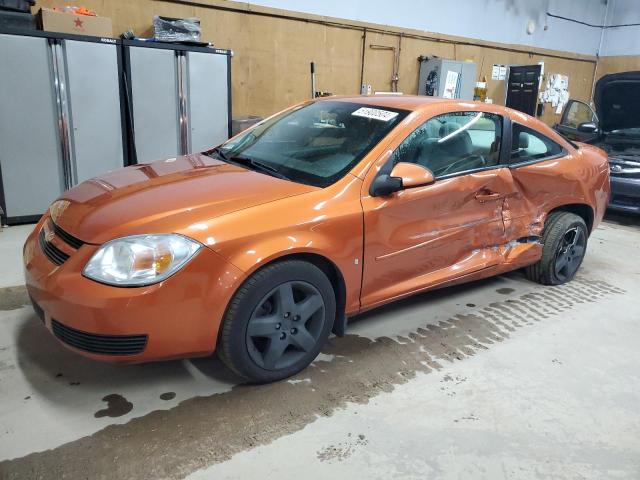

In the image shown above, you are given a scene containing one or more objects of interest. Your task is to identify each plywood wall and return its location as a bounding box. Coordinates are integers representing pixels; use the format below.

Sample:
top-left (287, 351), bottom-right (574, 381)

top-left (35, 0), bottom-right (598, 125)
top-left (597, 55), bottom-right (640, 79)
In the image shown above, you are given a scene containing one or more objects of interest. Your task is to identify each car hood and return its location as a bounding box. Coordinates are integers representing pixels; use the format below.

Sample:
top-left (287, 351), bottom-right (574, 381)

top-left (594, 71), bottom-right (640, 133)
top-left (49, 154), bottom-right (317, 244)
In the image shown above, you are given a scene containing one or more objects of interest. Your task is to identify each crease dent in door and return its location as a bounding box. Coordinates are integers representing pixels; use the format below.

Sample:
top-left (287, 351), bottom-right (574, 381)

top-left (375, 213), bottom-right (502, 261)
top-left (502, 172), bottom-right (548, 241)
top-left (361, 169), bottom-right (510, 309)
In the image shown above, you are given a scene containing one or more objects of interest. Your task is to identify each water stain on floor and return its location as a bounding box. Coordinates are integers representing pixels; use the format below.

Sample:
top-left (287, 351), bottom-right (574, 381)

top-left (0, 277), bottom-right (624, 480)
top-left (0, 286), bottom-right (29, 311)
top-left (496, 287), bottom-right (515, 295)
top-left (94, 394), bottom-right (134, 419)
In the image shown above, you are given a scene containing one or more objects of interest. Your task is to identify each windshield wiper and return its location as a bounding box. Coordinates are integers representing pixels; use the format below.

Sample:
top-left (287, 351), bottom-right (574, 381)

top-left (209, 146), bottom-right (230, 161)
top-left (228, 154), bottom-right (290, 181)
top-left (208, 147), bottom-right (290, 181)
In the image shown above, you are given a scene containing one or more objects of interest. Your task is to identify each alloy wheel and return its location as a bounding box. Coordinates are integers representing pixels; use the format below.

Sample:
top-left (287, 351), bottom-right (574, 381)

top-left (245, 281), bottom-right (326, 371)
top-left (554, 226), bottom-right (586, 282)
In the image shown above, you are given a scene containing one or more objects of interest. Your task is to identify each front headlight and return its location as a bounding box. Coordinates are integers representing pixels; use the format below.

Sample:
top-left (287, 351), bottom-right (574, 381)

top-left (83, 234), bottom-right (201, 286)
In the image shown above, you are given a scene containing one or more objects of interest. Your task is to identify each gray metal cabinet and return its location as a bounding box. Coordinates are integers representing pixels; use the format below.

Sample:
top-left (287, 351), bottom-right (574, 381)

top-left (0, 33), bottom-right (64, 221)
top-left (65, 40), bottom-right (125, 184)
top-left (0, 32), bottom-right (232, 225)
top-left (128, 46), bottom-right (180, 163)
top-left (124, 41), bottom-right (231, 164)
top-left (418, 57), bottom-right (477, 101)
top-left (188, 51), bottom-right (230, 153)
top-left (0, 31), bottom-right (126, 224)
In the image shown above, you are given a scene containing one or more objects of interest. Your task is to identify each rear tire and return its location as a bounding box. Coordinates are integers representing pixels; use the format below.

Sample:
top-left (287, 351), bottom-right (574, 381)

top-left (525, 211), bottom-right (588, 285)
top-left (218, 260), bottom-right (335, 383)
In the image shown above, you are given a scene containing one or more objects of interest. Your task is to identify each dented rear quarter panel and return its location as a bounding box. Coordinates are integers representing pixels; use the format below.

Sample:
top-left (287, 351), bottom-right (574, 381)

top-left (504, 130), bottom-right (610, 240)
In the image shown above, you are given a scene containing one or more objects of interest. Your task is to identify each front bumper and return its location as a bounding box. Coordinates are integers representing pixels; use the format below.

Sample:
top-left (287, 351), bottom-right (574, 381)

top-left (609, 176), bottom-right (640, 214)
top-left (24, 217), bottom-right (243, 363)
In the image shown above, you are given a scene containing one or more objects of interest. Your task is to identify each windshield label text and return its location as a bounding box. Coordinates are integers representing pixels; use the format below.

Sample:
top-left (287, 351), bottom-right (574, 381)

top-left (351, 107), bottom-right (399, 122)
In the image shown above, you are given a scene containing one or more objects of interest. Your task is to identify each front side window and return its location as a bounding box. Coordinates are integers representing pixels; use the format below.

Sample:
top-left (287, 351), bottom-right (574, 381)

top-left (510, 124), bottom-right (563, 163)
top-left (391, 111), bottom-right (503, 178)
top-left (215, 101), bottom-right (408, 187)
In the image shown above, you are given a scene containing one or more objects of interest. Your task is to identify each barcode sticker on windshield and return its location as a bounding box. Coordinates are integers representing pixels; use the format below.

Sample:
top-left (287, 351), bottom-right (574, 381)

top-left (351, 107), bottom-right (398, 122)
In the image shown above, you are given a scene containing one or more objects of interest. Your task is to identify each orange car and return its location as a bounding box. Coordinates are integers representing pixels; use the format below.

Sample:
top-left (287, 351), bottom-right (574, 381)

top-left (24, 96), bottom-right (610, 382)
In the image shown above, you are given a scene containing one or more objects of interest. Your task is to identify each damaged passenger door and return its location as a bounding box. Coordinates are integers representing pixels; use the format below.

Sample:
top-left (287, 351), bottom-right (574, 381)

top-left (503, 121), bottom-right (568, 241)
top-left (360, 110), bottom-right (514, 309)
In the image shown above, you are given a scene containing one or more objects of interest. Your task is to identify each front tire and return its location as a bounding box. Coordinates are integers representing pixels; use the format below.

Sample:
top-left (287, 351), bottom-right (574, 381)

top-left (525, 211), bottom-right (588, 285)
top-left (218, 260), bottom-right (336, 383)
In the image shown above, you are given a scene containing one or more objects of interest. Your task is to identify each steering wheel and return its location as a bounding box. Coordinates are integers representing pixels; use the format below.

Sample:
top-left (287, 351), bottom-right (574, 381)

top-left (435, 154), bottom-right (486, 176)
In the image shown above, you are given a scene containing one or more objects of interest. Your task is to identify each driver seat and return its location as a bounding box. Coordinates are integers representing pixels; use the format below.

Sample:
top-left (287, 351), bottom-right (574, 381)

top-left (418, 122), bottom-right (474, 174)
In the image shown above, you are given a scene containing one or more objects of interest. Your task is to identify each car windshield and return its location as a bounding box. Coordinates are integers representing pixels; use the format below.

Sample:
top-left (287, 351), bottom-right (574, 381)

top-left (213, 101), bottom-right (408, 187)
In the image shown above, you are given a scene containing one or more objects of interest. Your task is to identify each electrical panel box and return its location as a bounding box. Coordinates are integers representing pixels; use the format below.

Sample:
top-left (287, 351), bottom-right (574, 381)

top-left (418, 57), bottom-right (477, 101)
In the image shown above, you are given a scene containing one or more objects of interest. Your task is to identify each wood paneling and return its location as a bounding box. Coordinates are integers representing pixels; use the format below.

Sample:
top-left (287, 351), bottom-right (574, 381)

top-left (34, 0), bottom-right (599, 124)
top-left (597, 55), bottom-right (640, 80)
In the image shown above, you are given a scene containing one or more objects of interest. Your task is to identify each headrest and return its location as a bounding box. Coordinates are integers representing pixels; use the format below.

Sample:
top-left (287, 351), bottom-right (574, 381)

top-left (518, 132), bottom-right (529, 149)
top-left (439, 122), bottom-right (460, 138)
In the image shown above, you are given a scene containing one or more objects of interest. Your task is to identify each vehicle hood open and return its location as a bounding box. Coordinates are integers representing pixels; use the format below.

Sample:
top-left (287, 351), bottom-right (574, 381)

top-left (49, 154), bottom-right (317, 244)
top-left (594, 71), bottom-right (640, 133)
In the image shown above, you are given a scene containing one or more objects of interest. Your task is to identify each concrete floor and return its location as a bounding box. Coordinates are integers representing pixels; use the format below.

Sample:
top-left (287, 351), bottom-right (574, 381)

top-left (0, 215), bottom-right (639, 479)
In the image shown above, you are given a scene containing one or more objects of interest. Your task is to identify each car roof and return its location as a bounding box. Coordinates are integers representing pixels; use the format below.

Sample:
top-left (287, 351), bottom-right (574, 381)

top-left (315, 94), bottom-right (574, 151)
top-left (321, 94), bottom-right (463, 111)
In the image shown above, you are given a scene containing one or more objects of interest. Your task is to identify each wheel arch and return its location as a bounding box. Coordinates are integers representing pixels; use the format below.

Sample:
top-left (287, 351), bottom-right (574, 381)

top-left (225, 251), bottom-right (348, 338)
top-left (547, 203), bottom-right (594, 233)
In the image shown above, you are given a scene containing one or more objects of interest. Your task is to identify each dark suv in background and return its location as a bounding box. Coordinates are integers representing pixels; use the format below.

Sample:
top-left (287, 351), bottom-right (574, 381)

top-left (555, 71), bottom-right (640, 214)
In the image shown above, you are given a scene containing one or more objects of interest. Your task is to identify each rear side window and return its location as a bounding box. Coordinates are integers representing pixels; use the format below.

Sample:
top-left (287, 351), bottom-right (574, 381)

top-left (510, 124), bottom-right (563, 163)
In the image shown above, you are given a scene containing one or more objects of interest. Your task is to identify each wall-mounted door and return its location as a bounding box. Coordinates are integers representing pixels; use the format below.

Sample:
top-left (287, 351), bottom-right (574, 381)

top-left (505, 65), bottom-right (542, 116)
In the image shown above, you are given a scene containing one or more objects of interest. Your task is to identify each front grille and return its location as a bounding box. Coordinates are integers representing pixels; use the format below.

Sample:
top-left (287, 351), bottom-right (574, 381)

top-left (38, 219), bottom-right (85, 266)
top-left (38, 228), bottom-right (70, 265)
top-left (51, 320), bottom-right (148, 355)
top-left (52, 222), bottom-right (85, 249)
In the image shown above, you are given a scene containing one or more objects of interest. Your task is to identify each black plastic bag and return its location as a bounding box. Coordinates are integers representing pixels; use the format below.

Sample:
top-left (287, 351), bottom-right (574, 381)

top-left (153, 15), bottom-right (201, 42)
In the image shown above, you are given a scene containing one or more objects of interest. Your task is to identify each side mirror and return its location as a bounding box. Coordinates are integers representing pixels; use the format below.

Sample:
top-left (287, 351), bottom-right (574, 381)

top-left (577, 122), bottom-right (598, 133)
top-left (391, 162), bottom-right (435, 188)
top-left (371, 162), bottom-right (434, 197)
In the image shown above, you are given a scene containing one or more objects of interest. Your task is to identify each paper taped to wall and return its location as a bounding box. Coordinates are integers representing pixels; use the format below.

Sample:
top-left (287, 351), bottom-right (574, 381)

top-left (539, 73), bottom-right (570, 115)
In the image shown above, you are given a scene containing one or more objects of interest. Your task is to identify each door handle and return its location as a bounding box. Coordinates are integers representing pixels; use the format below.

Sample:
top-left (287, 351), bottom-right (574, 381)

top-left (475, 191), bottom-right (504, 203)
